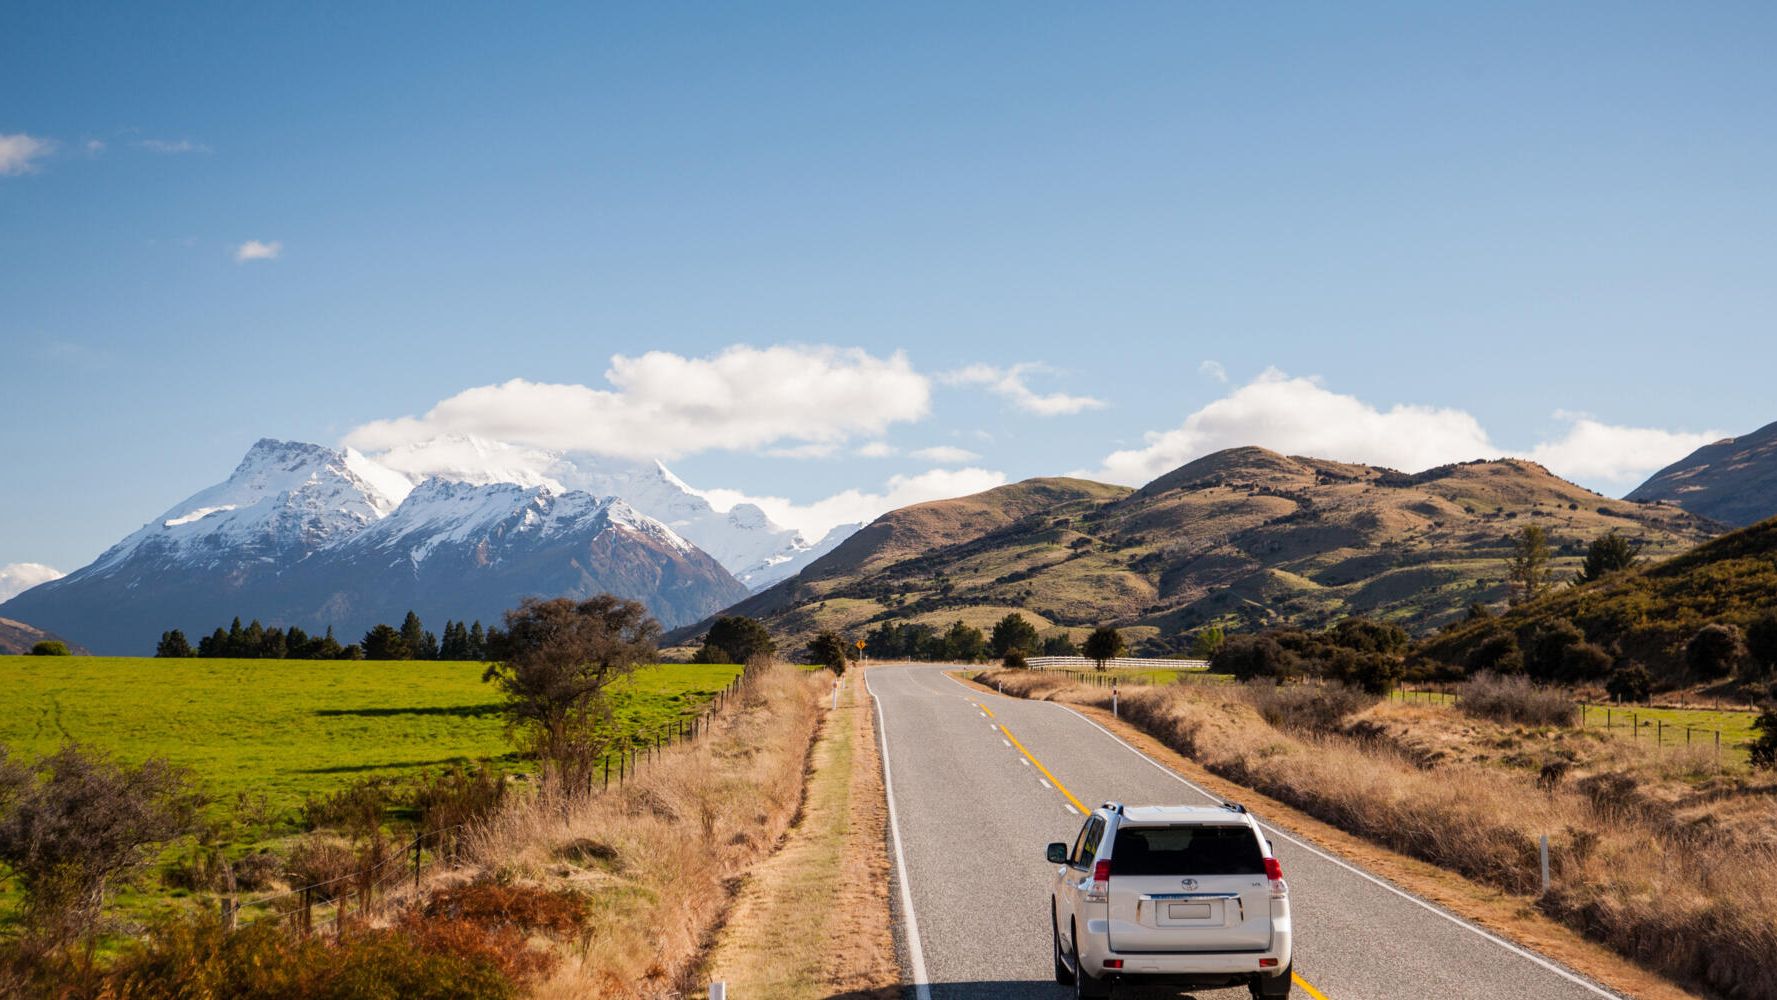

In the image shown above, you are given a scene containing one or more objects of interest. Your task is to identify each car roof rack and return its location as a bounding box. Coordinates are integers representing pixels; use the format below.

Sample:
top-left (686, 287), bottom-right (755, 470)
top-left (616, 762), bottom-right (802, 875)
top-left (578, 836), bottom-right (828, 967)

top-left (1219, 800), bottom-right (1247, 814)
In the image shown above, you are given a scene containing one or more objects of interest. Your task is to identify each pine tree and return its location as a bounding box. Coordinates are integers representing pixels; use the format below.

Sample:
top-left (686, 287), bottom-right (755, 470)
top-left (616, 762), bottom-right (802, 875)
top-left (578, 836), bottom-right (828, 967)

top-left (286, 625), bottom-right (311, 658)
top-left (399, 611), bottom-right (426, 658)
top-left (1507, 525), bottom-right (1553, 604)
top-left (317, 626), bottom-right (344, 660)
top-left (363, 623), bottom-right (411, 661)
top-left (226, 617), bottom-right (245, 656)
top-left (468, 621), bottom-right (486, 660)
top-left (156, 630), bottom-right (194, 658)
top-left (420, 630), bottom-right (439, 660)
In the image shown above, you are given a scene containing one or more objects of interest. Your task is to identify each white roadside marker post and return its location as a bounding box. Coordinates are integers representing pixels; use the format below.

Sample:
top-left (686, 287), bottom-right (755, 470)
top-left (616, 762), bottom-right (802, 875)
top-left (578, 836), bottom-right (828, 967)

top-left (1113, 684), bottom-right (1118, 719)
top-left (1539, 835), bottom-right (1550, 894)
top-left (710, 982), bottom-right (726, 1000)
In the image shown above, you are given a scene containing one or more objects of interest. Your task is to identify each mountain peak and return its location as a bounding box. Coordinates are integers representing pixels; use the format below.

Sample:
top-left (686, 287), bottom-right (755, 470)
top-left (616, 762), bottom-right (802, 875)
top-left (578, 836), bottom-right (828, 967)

top-left (1137, 446), bottom-right (1311, 496)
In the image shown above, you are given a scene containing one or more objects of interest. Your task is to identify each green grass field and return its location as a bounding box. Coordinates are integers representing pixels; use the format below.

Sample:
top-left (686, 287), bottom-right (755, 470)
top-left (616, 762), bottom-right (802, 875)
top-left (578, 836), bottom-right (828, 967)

top-left (0, 656), bottom-right (743, 819)
top-left (0, 656), bottom-right (744, 940)
top-left (1577, 702), bottom-right (1760, 759)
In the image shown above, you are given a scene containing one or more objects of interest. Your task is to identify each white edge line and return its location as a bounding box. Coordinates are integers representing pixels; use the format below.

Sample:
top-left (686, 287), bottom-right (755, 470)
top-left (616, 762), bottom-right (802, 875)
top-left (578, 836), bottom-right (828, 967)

top-left (867, 672), bottom-right (933, 1000)
top-left (1034, 688), bottom-right (1624, 1000)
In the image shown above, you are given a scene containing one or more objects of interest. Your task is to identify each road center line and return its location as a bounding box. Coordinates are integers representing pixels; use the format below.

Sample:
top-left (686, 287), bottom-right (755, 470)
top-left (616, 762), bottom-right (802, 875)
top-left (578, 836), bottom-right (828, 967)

top-left (866, 672), bottom-right (932, 1000)
top-left (998, 723), bottom-right (1088, 814)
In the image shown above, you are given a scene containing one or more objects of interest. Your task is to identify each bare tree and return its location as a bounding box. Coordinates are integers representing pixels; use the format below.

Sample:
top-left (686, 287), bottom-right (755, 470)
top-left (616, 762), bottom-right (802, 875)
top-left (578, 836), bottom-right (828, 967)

top-left (482, 596), bottom-right (660, 790)
top-left (1507, 525), bottom-right (1552, 604)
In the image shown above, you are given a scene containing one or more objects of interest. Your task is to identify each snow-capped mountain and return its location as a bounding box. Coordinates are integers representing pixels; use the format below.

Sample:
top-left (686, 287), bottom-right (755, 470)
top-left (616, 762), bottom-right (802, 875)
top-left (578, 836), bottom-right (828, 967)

top-left (371, 434), bottom-right (860, 589)
top-left (0, 439), bottom-right (747, 653)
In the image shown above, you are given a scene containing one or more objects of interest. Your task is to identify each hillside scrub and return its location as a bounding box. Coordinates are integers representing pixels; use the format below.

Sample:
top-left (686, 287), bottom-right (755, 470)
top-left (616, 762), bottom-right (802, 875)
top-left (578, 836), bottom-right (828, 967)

top-left (1418, 515), bottom-right (1777, 685)
top-left (978, 668), bottom-right (1777, 1000)
top-left (462, 660), bottom-right (824, 998)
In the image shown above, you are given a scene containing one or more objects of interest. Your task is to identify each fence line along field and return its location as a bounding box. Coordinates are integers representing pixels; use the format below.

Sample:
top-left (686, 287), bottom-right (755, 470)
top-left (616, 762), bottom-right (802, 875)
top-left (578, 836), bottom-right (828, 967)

top-left (0, 656), bottom-right (744, 817)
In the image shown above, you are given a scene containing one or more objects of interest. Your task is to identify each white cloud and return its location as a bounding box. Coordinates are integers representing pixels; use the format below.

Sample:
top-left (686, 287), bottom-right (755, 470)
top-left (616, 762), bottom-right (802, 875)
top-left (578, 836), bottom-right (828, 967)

top-left (1086, 368), bottom-right (1715, 493)
top-left (0, 133), bottom-right (54, 176)
top-left (345, 345), bottom-right (933, 462)
top-left (137, 138), bottom-right (210, 154)
top-left (944, 363), bottom-right (1106, 416)
top-left (764, 442), bottom-right (842, 460)
top-left (0, 563), bottom-right (64, 602)
top-left (1199, 360), bottom-right (1229, 383)
top-left (1526, 413), bottom-right (1720, 484)
top-left (855, 441), bottom-right (897, 458)
top-left (696, 467), bottom-right (1008, 541)
top-left (234, 239), bottom-right (282, 262)
top-left (84, 139), bottom-right (106, 154)
top-left (909, 445), bottom-right (981, 464)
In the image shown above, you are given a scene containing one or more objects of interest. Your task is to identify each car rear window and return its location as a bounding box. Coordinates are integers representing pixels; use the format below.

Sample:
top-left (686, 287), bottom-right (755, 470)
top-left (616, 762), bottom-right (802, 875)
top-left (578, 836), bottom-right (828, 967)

top-left (1109, 825), bottom-right (1265, 876)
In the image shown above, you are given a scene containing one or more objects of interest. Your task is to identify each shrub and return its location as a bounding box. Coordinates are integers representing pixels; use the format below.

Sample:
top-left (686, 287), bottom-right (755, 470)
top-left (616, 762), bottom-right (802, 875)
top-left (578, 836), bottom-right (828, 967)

top-left (422, 883), bottom-right (588, 936)
top-left (0, 745), bottom-right (200, 949)
top-left (1558, 641), bottom-right (1614, 682)
top-left (1458, 672), bottom-right (1576, 727)
top-left (1002, 649), bottom-right (1028, 669)
top-left (1466, 630), bottom-right (1523, 675)
top-left (1240, 682), bottom-right (1375, 733)
top-left (1605, 662), bottom-right (1653, 703)
top-left (1685, 623), bottom-right (1746, 679)
top-left (1751, 703), bottom-right (1777, 771)
top-left (1744, 610), bottom-right (1777, 680)
top-left (1526, 621), bottom-right (1584, 680)
top-left (1212, 635), bottom-right (1299, 682)
top-left (284, 836), bottom-right (360, 902)
top-left (101, 912), bottom-right (536, 1000)
top-left (302, 777), bottom-right (394, 837)
top-left (28, 641), bottom-right (68, 656)
top-left (408, 766), bottom-right (507, 855)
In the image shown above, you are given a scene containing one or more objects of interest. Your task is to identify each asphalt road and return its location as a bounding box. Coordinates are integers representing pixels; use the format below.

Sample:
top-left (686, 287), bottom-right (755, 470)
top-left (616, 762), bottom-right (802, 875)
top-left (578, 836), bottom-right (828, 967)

top-left (865, 663), bottom-right (1623, 1000)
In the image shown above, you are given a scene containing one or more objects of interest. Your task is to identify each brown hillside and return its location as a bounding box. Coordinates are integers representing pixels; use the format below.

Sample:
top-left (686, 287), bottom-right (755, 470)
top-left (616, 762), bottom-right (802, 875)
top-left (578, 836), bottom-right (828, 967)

top-left (1626, 419), bottom-right (1777, 527)
top-left (680, 449), bottom-right (1717, 653)
top-left (0, 617), bottom-right (89, 655)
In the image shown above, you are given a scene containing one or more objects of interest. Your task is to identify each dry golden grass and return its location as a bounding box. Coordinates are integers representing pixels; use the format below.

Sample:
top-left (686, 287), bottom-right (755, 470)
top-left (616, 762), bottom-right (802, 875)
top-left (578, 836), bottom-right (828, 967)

top-left (459, 661), bottom-right (825, 999)
top-left (982, 669), bottom-right (1777, 1000)
top-left (703, 669), bottom-right (899, 999)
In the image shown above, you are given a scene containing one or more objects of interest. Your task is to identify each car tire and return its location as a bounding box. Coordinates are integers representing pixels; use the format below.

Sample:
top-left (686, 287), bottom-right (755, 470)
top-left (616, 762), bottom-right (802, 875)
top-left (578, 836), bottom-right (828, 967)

top-left (1052, 905), bottom-right (1075, 985)
top-left (1250, 963), bottom-right (1293, 999)
top-left (1072, 929), bottom-right (1110, 999)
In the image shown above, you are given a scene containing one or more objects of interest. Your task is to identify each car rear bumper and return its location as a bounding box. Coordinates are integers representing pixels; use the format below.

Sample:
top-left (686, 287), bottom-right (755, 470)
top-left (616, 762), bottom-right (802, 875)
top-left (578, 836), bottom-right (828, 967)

top-left (1079, 917), bottom-right (1292, 979)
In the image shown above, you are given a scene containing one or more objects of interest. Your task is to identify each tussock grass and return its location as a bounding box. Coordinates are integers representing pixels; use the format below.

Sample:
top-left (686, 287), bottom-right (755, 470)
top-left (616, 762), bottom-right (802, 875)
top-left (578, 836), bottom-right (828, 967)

top-left (1459, 672), bottom-right (1578, 728)
top-left (461, 661), bottom-right (824, 999)
top-left (981, 668), bottom-right (1777, 1000)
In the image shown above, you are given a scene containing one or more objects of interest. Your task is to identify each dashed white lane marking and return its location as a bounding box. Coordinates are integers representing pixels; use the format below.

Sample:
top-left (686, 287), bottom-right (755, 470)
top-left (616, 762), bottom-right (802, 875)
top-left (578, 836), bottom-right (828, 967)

top-left (1064, 803), bottom-right (1080, 815)
top-left (1002, 739), bottom-right (1012, 747)
top-left (1020, 758), bottom-right (1032, 767)
top-left (1039, 778), bottom-right (1053, 789)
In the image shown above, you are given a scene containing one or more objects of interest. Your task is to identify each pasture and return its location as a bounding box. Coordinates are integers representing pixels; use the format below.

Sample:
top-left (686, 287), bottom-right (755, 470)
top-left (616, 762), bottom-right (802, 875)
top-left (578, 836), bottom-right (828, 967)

top-left (0, 656), bottom-right (743, 819)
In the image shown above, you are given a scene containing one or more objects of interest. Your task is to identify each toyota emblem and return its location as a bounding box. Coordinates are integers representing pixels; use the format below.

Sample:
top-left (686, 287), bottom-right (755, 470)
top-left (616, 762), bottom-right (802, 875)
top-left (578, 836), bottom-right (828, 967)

top-left (1180, 878), bottom-right (1198, 890)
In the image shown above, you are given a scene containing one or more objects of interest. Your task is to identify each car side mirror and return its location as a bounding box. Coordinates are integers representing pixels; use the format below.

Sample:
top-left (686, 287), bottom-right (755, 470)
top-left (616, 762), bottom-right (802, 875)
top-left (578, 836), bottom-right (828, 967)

top-left (1046, 842), bottom-right (1068, 865)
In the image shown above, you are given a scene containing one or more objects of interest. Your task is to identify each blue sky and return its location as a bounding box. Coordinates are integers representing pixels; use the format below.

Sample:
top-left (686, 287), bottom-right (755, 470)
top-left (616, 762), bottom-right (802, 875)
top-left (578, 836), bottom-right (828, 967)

top-left (3, 2), bottom-right (1775, 575)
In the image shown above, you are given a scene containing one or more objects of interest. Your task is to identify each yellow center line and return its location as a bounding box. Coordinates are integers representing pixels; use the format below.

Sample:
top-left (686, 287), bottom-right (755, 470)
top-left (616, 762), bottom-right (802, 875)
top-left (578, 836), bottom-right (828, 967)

top-left (997, 723), bottom-right (1087, 814)
top-left (997, 716), bottom-right (1334, 1000)
top-left (1293, 972), bottom-right (1331, 999)
top-left (974, 700), bottom-right (996, 718)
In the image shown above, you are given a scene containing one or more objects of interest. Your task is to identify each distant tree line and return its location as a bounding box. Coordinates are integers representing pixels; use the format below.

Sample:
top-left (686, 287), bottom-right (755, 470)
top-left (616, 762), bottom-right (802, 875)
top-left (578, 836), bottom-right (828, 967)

top-left (155, 611), bottom-right (500, 661)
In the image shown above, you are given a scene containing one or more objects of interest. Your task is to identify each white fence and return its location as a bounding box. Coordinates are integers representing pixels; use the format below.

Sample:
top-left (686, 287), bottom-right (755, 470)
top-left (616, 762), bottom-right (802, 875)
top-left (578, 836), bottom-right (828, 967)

top-left (1026, 656), bottom-right (1210, 671)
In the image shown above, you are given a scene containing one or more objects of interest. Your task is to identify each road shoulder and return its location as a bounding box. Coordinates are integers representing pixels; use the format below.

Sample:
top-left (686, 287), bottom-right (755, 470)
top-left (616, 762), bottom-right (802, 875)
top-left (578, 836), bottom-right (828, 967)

top-left (954, 671), bottom-right (1700, 1000)
top-left (702, 670), bottom-right (900, 999)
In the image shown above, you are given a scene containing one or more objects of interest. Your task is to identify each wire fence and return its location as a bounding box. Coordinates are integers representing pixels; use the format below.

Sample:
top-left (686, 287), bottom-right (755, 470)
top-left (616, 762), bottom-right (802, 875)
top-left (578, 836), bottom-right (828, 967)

top-left (219, 668), bottom-right (760, 938)
top-left (1388, 683), bottom-right (1754, 758)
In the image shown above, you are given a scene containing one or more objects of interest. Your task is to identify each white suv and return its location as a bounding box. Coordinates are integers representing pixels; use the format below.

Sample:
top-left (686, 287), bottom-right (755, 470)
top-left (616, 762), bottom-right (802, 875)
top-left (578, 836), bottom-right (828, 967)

top-left (1047, 801), bottom-right (1293, 999)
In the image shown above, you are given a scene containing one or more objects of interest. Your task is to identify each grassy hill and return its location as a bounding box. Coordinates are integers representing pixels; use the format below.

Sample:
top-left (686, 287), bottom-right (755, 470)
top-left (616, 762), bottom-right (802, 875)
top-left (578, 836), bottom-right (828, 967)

top-left (1416, 515), bottom-right (1777, 681)
top-left (682, 448), bottom-right (1717, 652)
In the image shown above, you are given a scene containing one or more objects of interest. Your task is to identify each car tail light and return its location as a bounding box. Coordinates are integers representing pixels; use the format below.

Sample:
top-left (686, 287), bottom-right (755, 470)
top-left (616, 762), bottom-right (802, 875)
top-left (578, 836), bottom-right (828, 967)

top-left (1264, 856), bottom-right (1287, 899)
top-left (1103, 959), bottom-right (1124, 969)
top-left (1259, 958), bottom-right (1279, 968)
top-left (1087, 859), bottom-right (1111, 901)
